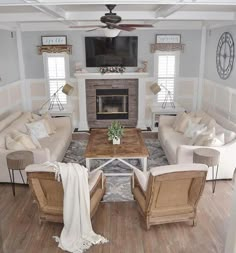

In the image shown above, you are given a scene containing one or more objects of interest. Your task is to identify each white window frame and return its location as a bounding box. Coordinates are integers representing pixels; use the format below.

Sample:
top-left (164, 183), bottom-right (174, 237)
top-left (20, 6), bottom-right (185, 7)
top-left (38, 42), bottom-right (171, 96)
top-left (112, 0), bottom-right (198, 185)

top-left (43, 52), bottom-right (70, 109)
top-left (153, 51), bottom-right (180, 105)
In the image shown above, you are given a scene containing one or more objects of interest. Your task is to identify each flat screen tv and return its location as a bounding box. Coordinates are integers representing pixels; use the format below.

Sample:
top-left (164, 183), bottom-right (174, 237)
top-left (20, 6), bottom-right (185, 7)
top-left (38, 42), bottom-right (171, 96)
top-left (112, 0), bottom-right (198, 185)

top-left (85, 36), bottom-right (138, 67)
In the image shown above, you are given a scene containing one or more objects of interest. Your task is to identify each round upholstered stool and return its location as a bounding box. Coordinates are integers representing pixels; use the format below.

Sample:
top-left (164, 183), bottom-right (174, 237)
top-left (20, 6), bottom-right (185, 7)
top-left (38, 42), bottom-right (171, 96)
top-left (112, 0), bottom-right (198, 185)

top-left (7, 150), bottom-right (34, 196)
top-left (193, 148), bottom-right (220, 193)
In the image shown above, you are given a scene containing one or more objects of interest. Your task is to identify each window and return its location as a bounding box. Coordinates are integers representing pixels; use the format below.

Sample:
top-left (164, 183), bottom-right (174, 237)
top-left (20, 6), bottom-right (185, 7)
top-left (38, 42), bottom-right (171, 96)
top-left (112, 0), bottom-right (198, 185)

top-left (44, 53), bottom-right (69, 105)
top-left (155, 52), bottom-right (179, 103)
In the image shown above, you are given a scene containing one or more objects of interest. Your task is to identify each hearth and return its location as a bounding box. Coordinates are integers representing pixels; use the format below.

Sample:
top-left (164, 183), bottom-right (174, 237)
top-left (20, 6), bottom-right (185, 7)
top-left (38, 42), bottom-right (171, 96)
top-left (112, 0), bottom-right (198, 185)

top-left (96, 89), bottom-right (128, 120)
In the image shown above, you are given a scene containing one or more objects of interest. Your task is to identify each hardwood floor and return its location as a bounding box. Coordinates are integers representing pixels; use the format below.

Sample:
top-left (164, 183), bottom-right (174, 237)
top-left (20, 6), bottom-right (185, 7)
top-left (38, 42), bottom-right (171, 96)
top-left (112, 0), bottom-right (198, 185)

top-left (0, 180), bottom-right (233, 253)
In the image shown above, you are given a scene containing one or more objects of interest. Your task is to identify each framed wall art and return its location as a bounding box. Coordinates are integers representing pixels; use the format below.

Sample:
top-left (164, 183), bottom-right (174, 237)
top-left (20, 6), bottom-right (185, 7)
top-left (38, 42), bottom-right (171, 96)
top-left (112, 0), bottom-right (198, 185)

top-left (41, 35), bottom-right (67, 46)
top-left (156, 34), bottom-right (181, 44)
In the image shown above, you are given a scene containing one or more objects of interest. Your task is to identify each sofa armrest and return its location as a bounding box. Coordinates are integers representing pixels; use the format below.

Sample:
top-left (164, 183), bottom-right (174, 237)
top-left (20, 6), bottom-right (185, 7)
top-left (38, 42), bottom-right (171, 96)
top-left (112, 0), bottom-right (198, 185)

top-left (159, 115), bottom-right (176, 127)
top-left (176, 142), bottom-right (236, 178)
top-left (53, 116), bottom-right (72, 133)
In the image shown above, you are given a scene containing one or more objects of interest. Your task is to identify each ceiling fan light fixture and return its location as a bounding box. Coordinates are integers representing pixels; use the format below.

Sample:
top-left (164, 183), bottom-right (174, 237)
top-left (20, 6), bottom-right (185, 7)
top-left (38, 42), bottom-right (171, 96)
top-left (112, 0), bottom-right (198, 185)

top-left (103, 28), bottom-right (120, 37)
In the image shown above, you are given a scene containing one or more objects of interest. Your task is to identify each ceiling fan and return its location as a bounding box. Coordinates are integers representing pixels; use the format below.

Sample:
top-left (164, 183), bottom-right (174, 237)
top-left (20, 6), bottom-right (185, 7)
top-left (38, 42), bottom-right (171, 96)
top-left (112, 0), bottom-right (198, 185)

top-left (70, 4), bottom-right (153, 32)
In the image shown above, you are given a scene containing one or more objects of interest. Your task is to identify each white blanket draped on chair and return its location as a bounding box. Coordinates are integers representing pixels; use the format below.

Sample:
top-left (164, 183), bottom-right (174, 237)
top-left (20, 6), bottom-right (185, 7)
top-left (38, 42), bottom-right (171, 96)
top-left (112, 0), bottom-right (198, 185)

top-left (48, 162), bottom-right (108, 253)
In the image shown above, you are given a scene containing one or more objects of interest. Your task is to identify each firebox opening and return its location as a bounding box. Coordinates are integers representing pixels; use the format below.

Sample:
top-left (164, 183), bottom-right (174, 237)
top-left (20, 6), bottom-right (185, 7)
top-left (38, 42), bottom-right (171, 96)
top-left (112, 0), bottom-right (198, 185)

top-left (96, 89), bottom-right (129, 120)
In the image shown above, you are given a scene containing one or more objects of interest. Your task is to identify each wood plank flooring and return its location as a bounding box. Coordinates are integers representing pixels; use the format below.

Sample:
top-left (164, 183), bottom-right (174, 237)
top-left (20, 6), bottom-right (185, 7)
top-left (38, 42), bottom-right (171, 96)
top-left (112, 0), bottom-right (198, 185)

top-left (0, 180), bottom-right (234, 253)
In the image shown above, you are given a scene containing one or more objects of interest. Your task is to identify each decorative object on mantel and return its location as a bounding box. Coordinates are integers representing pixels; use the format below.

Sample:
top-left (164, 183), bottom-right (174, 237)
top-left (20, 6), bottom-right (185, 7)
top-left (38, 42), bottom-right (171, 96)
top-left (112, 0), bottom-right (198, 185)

top-left (99, 66), bottom-right (126, 74)
top-left (107, 121), bottom-right (124, 145)
top-left (150, 82), bottom-right (175, 109)
top-left (38, 35), bottom-right (72, 55)
top-left (136, 60), bottom-right (148, 72)
top-left (39, 83), bottom-right (74, 112)
top-left (75, 62), bottom-right (88, 73)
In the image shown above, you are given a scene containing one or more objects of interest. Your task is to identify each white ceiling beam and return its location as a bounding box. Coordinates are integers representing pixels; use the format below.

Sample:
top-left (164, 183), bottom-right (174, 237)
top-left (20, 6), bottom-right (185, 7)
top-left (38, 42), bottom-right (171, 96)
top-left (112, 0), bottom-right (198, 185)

top-left (67, 11), bottom-right (156, 21)
top-left (0, 10), bottom-right (235, 23)
top-left (23, 0), bottom-right (76, 25)
top-left (0, 13), bottom-right (55, 22)
top-left (166, 11), bottom-right (236, 20)
top-left (155, 4), bottom-right (185, 18)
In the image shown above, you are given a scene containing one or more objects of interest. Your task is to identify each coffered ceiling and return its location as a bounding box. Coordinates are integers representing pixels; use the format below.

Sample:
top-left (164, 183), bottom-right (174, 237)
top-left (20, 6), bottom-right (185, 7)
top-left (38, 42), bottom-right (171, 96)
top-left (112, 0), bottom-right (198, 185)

top-left (1, 0), bottom-right (236, 31)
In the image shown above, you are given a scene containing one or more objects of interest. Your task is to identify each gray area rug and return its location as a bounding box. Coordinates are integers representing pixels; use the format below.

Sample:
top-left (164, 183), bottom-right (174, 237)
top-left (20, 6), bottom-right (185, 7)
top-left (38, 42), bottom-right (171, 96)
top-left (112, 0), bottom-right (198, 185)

top-left (63, 138), bottom-right (168, 202)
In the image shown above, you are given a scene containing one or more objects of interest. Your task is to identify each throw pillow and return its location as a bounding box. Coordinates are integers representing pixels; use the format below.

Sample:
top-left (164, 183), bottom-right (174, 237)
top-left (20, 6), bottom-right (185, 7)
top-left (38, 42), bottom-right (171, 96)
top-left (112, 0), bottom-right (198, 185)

top-left (5, 135), bottom-right (26, 150)
top-left (26, 119), bottom-right (49, 139)
top-left (43, 112), bottom-right (56, 134)
top-left (223, 129), bottom-right (236, 144)
top-left (184, 120), bottom-right (206, 138)
top-left (173, 112), bottom-right (184, 129)
top-left (30, 112), bottom-right (56, 135)
top-left (206, 133), bottom-right (225, 147)
top-left (10, 130), bottom-right (41, 149)
top-left (174, 112), bottom-right (189, 133)
top-left (193, 127), bottom-right (215, 146)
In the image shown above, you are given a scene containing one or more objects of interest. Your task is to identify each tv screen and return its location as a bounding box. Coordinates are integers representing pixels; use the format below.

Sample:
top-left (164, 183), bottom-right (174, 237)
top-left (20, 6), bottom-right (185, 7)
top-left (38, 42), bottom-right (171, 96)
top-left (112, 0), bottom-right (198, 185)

top-left (85, 36), bottom-right (138, 67)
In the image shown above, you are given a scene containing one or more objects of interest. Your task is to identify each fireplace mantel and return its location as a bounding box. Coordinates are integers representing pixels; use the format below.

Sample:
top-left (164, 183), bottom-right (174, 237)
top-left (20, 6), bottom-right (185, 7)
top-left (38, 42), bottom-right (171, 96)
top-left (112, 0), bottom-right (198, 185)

top-left (75, 72), bottom-right (150, 131)
top-left (74, 72), bottom-right (150, 79)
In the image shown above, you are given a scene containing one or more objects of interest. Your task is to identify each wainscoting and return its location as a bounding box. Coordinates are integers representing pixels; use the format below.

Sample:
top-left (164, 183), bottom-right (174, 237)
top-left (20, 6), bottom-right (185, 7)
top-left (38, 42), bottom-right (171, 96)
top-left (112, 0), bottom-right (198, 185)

top-left (0, 80), bottom-right (24, 119)
top-left (202, 79), bottom-right (236, 123)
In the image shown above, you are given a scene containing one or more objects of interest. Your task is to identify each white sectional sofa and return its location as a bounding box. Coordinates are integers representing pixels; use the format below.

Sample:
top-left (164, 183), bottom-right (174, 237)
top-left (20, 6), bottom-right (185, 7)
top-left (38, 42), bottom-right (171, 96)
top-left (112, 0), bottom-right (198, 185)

top-left (158, 109), bottom-right (236, 180)
top-left (0, 111), bottom-right (72, 183)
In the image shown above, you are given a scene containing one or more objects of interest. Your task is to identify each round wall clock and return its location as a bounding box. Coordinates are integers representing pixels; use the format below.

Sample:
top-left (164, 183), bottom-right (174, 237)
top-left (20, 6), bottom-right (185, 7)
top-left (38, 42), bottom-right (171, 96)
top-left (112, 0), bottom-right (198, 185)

top-left (216, 32), bottom-right (235, 80)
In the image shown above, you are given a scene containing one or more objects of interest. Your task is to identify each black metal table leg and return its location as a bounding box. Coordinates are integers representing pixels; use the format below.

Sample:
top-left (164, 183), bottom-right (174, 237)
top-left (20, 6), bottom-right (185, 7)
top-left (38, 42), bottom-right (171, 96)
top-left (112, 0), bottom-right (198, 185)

top-left (11, 169), bottom-right (15, 197)
top-left (212, 165), bottom-right (219, 193)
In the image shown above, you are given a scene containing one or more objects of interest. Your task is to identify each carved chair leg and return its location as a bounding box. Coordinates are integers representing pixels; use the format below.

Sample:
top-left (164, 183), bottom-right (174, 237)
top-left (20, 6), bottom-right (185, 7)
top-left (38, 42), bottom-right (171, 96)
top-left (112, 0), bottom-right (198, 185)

top-left (192, 218), bottom-right (197, 227)
top-left (145, 218), bottom-right (151, 230)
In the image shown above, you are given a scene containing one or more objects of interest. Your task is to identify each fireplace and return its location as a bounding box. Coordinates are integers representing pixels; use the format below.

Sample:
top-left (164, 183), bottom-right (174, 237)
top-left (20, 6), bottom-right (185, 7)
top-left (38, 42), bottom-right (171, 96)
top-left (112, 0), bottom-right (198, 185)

top-left (96, 89), bottom-right (128, 120)
top-left (86, 79), bottom-right (138, 128)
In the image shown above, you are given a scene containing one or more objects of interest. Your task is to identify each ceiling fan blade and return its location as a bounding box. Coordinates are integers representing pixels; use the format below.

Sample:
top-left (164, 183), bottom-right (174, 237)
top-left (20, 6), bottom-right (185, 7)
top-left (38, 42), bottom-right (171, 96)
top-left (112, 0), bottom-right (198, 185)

top-left (70, 25), bottom-right (105, 28)
top-left (105, 22), bottom-right (135, 31)
top-left (86, 27), bottom-right (105, 32)
top-left (119, 24), bottom-right (153, 28)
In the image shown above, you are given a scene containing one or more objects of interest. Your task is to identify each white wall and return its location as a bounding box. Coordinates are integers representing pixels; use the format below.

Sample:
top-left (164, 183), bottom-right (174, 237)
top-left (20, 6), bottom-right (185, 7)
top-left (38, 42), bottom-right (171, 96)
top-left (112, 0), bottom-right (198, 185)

top-left (0, 30), bottom-right (24, 119)
top-left (21, 30), bottom-right (201, 127)
top-left (0, 30), bottom-right (20, 86)
top-left (202, 25), bottom-right (236, 123)
top-left (22, 30), bottom-right (201, 78)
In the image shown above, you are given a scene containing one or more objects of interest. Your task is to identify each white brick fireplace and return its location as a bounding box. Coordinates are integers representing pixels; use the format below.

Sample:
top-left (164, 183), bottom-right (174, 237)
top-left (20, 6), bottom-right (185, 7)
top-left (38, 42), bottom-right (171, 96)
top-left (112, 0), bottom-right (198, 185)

top-left (75, 72), bottom-right (150, 131)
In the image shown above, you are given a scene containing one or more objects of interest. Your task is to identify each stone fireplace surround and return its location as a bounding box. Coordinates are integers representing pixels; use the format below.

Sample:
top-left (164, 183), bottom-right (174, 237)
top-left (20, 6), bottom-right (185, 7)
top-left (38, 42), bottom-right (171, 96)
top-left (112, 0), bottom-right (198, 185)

top-left (75, 72), bottom-right (149, 131)
top-left (86, 79), bottom-right (138, 128)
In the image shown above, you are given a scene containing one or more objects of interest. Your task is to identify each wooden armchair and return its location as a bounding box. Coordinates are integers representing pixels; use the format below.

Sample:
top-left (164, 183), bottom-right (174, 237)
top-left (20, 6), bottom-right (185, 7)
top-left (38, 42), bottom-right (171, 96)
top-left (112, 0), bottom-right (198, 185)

top-left (26, 164), bottom-right (106, 224)
top-left (131, 163), bottom-right (208, 230)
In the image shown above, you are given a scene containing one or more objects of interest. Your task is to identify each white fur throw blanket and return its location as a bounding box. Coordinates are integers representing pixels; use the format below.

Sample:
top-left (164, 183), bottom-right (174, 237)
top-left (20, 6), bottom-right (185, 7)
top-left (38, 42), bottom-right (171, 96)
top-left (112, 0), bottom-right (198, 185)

top-left (48, 162), bottom-right (108, 253)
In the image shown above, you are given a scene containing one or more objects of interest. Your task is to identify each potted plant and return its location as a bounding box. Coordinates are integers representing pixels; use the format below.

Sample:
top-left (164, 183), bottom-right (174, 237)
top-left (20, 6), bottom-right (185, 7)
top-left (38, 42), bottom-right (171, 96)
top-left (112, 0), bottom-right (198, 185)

top-left (107, 121), bottom-right (124, 145)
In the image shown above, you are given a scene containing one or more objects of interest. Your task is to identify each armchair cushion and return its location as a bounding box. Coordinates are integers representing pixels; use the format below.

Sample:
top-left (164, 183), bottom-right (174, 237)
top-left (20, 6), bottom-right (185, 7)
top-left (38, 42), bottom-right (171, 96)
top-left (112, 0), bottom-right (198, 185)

top-left (88, 170), bottom-right (103, 192)
top-left (133, 168), bottom-right (150, 192)
top-left (150, 163), bottom-right (208, 177)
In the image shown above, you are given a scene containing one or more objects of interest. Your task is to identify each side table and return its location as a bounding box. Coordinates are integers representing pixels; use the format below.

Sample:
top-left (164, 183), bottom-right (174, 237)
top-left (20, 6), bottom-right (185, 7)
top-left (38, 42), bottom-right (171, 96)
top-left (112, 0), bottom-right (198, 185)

top-left (6, 150), bottom-right (34, 196)
top-left (193, 148), bottom-right (220, 193)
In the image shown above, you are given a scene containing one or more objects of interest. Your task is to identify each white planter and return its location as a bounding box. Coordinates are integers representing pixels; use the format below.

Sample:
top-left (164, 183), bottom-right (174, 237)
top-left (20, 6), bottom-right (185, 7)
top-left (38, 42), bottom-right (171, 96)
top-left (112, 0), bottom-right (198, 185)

top-left (112, 138), bottom-right (120, 145)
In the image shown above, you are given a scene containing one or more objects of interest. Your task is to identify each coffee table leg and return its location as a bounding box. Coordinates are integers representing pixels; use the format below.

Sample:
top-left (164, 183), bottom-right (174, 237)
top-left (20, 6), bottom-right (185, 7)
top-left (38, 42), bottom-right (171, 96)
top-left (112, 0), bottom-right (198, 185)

top-left (86, 158), bottom-right (91, 172)
top-left (141, 158), bottom-right (147, 172)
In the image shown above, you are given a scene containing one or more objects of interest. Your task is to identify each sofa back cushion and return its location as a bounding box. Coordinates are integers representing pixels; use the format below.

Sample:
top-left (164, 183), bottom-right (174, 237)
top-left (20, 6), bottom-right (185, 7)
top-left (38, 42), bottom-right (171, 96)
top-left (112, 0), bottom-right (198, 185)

top-left (0, 112), bottom-right (33, 148)
top-left (0, 111), bottom-right (22, 132)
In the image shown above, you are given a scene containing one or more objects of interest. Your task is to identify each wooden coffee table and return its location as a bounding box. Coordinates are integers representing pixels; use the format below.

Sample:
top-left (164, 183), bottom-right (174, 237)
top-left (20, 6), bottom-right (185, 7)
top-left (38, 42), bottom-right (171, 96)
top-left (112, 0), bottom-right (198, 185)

top-left (84, 128), bottom-right (149, 176)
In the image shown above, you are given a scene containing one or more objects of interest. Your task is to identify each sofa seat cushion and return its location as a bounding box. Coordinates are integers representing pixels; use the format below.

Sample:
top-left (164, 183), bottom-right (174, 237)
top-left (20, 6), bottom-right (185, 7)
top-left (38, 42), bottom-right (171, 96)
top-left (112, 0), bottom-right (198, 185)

top-left (39, 126), bottom-right (71, 161)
